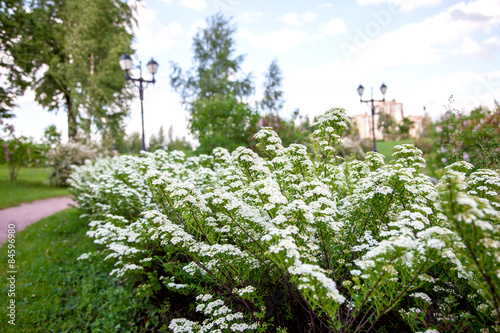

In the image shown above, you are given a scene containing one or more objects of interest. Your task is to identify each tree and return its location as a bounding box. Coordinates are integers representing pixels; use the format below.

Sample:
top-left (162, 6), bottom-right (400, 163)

top-left (432, 103), bottom-right (500, 170)
top-left (0, 0), bottom-right (134, 140)
top-left (0, 0), bottom-right (36, 118)
top-left (377, 108), bottom-right (395, 141)
top-left (166, 126), bottom-right (192, 152)
top-left (170, 13), bottom-right (257, 154)
top-left (260, 58), bottom-right (284, 116)
top-left (43, 124), bottom-right (62, 146)
top-left (0, 121), bottom-right (47, 180)
top-left (149, 126), bottom-right (166, 151)
top-left (114, 131), bottom-right (142, 154)
top-left (191, 93), bottom-right (258, 154)
top-left (398, 116), bottom-right (414, 139)
top-left (253, 109), bottom-right (313, 151)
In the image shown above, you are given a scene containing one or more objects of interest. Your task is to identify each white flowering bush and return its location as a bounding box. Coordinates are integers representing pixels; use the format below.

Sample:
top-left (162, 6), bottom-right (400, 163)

top-left (47, 140), bottom-right (116, 186)
top-left (70, 108), bottom-right (500, 332)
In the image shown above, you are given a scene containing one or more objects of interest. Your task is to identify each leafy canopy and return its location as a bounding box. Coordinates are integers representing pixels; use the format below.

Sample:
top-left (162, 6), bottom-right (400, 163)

top-left (0, 0), bottom-right (135, 139)
top-left (170, 13), bottom-right (257, 154)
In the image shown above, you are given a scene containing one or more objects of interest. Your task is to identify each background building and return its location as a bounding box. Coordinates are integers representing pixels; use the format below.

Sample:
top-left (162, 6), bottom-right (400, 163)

top-left (352, 100), bottom-right (430, 140)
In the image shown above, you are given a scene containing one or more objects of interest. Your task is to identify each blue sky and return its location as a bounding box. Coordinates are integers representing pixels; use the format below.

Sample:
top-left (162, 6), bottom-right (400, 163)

top-left (10, 0), bottom-right (500, 144)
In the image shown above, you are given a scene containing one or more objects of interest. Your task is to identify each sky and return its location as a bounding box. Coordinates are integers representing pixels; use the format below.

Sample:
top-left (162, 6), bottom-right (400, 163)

top-left (9, 0), bottom-right (500, 145)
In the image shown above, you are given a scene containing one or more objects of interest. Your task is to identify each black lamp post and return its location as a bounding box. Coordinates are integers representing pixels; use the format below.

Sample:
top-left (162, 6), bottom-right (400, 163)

top-left (119, 53), bottom-right (159, 152)
top-left (357, 83), bottom-right (387, 152)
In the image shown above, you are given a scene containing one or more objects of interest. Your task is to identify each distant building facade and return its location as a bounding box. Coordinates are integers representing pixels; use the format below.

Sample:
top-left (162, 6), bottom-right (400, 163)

top-left (377, 99), bottom-right (404, 123)
top-left (352, 100), bottom-right (430, 140)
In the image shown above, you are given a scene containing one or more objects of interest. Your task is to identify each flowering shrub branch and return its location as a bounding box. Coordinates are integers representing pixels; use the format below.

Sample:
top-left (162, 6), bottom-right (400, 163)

top-left (71, 107), bottom-right (500, 332)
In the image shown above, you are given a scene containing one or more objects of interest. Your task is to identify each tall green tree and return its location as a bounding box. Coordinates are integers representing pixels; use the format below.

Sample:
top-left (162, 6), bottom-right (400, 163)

top-left (170, 13), bottom-right (257, 154)
top-left (115, 131), bottom-right (142, 154)
top-left (377, 108), bottom-right (395, 141)
top-left (0, 0), bottom-right (134, 140)
top-left (0, 0), bottom-right (37, 118)
top-left (166, 125), bottom-right (192, 152)
top-left (398, 116), bottom-right (414, 139)
top-left (260, 58), bottom-right (284, 116)
top-left (149, 125), bottom-right (166, 151)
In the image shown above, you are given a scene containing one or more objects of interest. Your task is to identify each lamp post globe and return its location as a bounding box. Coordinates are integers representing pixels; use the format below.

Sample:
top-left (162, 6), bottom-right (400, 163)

top-left (118, 53), bottom-right (158, 152)
top-left (146, 58), bottom-right (159, 75)
top-left (118, 53), bottom-right (132, 71)
top-left (380, 83), bottom-right (387, 96)
top-left (357, 84), bottom-right (364, 98)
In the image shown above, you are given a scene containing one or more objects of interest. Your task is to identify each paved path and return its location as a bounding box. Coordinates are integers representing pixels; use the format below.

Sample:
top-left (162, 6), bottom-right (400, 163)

top-left (0, 196), bottom-right (76, 245)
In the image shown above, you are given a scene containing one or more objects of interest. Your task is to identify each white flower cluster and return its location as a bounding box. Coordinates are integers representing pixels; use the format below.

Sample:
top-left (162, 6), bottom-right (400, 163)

top-left (69, 107), bottom-right (500, 332)
top-left (169, 295), bottom-right (258, 333)
top-left (311, 108), bottom-right (350, 159)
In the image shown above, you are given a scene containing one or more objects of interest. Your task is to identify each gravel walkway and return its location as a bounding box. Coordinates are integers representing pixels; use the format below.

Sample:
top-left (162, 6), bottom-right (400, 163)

top-left (0, 196), bottom-right (76, 245)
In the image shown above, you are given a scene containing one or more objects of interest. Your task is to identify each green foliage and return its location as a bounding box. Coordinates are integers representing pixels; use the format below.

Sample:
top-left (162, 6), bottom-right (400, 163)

top-left (398, 117), bottom-right (415, 139)
top-left (432, 102), bottom-right (500, 172)
top-left (149, 126), bottom-right (193, 153)
top-left (0, 0), bottom-right (31, 116)
top-left (69, 107), bottom-right (500, 332)
top-left (0, 208), bottom-right (159, 332)
top-left (165, 126), bottom-right (192, 152)
top-left (377, 109), bottom-right (414, 141)
top-left (149, 126), bottom-right (167, 151)
top-left (254, 110), bottom-right (313, 152)
top-left (167, 136), bottom-right (192, 152)
top-left (170, 13), bottom-right (253, 102)
top-left (0, 165), bottom-right (69, 209)
top-left (413, 138), bottom-right (434, 155)
top-left (377, 108), bottom-right (396, 141)
top-left (191, 93), bottom-right (259, 154)
top-left (42, 124), bottom-right (62, 147)
top-left (1, 0), bottom-right (134, 139)
top-left (0, 121), bottom-right (47, 181)
top-left (170, 13), bottom-right (256, 154)
top-left (47, 140), bottom-right (115, 186)
top-left (261, 59), bottom-right (285, 116)
top-left (115, 131), bottom-right (143, 155)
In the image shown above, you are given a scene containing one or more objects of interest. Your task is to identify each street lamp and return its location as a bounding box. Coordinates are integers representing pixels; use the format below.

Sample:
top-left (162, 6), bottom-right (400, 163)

top-left (119, 53), bottom-right (159, 152)
top-left (357, 83), bottom-right (387, 152)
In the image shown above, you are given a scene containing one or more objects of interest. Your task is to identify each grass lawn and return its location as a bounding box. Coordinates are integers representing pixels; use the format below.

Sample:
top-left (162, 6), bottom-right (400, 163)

top-left (0, 165), bottom-right (69, 209)
top-left (376, 139), bottom-right (415, 162)
top-left (0, 208), bottom-right (156, 332)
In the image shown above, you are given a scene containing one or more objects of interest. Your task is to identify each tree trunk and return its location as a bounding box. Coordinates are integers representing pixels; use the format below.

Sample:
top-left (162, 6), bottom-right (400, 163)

top-left (86, 53), bottom-right (94, 143)
top-left (66, 93), bottom-right (77, 140)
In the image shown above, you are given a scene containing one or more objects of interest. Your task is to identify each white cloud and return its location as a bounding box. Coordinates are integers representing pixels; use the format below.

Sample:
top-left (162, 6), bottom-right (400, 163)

top-left (10, 89), bottom-right (69, 141)
top-left (178, 0), bottom-right (206, 11)
top-left (453, 36), bottom-right (500, 58)
top-left (357, 0), bottom-right (443, 12)
top-left (395, 70), bottom-right (500, 117)
top-left (321, 18), bottom-right (347, 35)
top-left (160, 0), bottom-right (174, 5)
top-left (318, 3), bottom-right (333, 9)
top-left (280, 13), bottom-right (301, 27)
top-left (279, 12), bottom-right (318, 27)
top-left (208, 0), bottom-right (244, 15)
top-left (302, 12), bottom-right (318, 23)
top-left (341, 0), bottom-right (500, 68)
top-left (239, 29), bottom-right (308, 53)
top-left (283, 52), bottom-right (500, 129)
top-left (235, 12), bottom-right (264, 24)
top-left (133, 4), bottom-right (186, 57)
